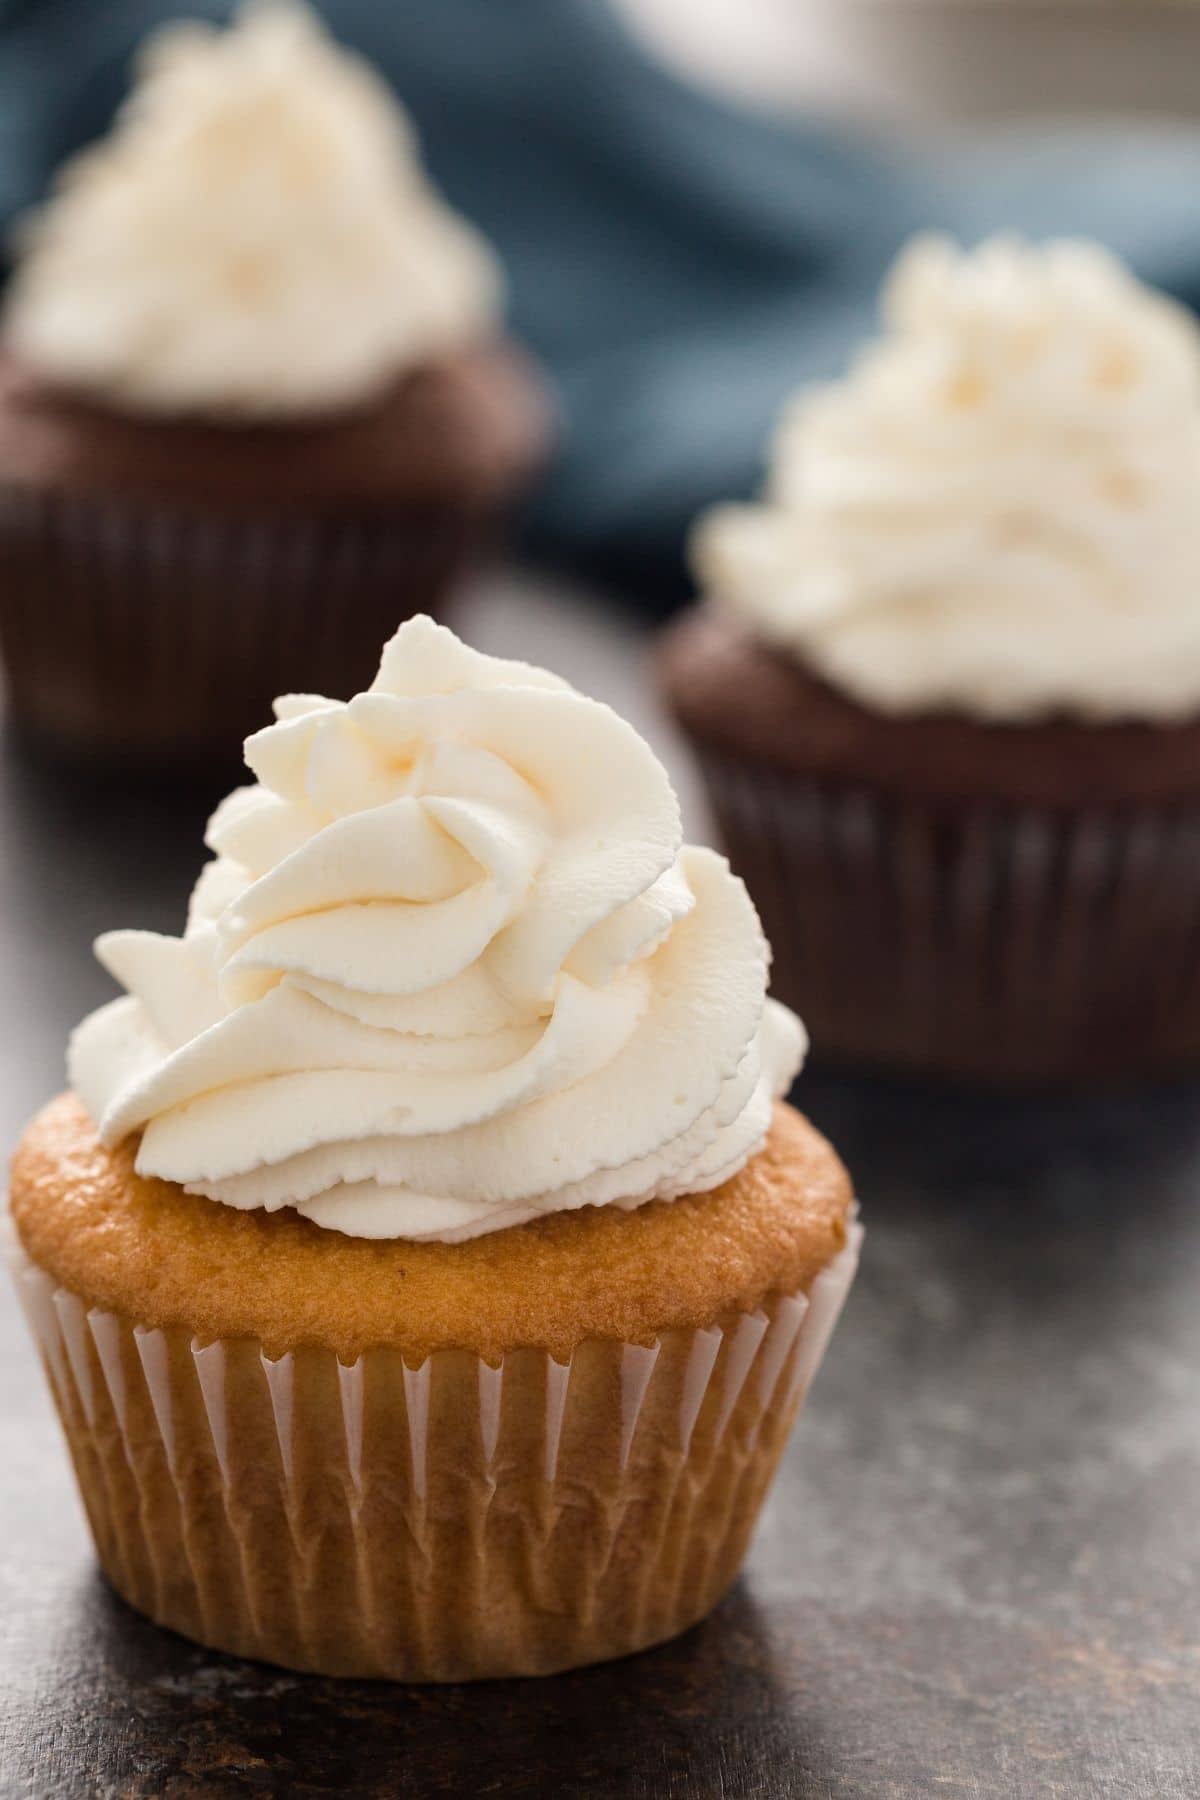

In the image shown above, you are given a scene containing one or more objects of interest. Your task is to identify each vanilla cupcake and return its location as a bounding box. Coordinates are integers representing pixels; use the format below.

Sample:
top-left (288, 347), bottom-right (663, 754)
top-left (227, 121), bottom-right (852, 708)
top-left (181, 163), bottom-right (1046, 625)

top-left (9, 616), bottom-right (858, 1681)
top-left (0, 3), bottom-right (548, 766)
top-left (662, 235), bottom-right (1200, 1083)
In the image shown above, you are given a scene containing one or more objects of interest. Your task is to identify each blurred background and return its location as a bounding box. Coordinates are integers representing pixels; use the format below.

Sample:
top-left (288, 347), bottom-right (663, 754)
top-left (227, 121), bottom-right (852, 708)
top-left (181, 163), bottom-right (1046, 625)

top-left (6, 0), bottom-right (1200, 611)
top-left (619, 0), bottom-right (1200, 130)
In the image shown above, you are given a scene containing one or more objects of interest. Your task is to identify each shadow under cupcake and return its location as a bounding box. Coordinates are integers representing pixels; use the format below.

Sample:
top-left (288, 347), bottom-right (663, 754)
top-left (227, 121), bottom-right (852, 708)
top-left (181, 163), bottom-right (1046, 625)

top-left (0, 3), bottom-right (549, 769)
top-left (661, 234), bottom-right (1200, 1086)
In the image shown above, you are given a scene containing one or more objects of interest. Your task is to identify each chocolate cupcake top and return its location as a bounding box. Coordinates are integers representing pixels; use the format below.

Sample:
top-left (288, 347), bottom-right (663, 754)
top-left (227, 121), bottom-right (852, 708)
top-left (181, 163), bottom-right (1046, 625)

top-left (693, 234), bottom-right (1200, 723)
top-left (69, 618), bottom-right (805, 1245)
top-left (4, 1), bottom-right (501, 420)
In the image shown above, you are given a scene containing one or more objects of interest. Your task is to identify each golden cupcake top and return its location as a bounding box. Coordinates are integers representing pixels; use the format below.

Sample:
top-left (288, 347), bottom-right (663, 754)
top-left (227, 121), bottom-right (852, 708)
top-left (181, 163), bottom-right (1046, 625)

top-left (11, 1094), bottom-right (852, 1361)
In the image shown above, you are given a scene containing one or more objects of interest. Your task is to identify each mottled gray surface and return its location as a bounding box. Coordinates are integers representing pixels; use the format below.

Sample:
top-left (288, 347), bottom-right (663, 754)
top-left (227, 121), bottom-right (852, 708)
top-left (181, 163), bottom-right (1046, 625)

top-left (2, 577), bottom-right (1198, 1798)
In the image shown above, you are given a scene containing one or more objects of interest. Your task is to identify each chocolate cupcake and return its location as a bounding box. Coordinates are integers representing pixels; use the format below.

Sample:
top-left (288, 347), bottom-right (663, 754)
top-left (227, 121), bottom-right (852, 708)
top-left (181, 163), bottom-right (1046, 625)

top-left (9, 616), bottom-right (859, 1680)
top-left (662, 235), bottom-right (1200, 1084)
top-left (0, 3), bottom-right (549, 767)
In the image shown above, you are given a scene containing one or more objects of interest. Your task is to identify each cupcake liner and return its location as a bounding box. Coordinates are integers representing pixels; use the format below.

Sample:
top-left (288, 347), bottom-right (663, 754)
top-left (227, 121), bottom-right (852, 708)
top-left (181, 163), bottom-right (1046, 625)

top-left (0, 486), bottom-right (494, 765)
top-left (8, 1221), bottom-right (861, 1682)
top-left (700, 748), bottom-right (1200, 1083)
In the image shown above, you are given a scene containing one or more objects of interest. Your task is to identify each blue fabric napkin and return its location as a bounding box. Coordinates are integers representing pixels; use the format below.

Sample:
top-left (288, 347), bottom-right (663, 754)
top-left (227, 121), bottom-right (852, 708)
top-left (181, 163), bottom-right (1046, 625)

top-left (3, 0), bottom-right (1200, 607)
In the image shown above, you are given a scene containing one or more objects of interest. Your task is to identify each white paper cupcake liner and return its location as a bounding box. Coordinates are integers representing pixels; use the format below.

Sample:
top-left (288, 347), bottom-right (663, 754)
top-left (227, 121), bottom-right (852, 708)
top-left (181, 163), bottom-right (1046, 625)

top-left (9, 1220), bottom-right (861, 1681)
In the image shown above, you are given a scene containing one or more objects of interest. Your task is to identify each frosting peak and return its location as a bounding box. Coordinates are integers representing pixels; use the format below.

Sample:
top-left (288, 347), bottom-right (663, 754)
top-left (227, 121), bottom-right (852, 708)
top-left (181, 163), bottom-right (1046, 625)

top-left (5, 2), bottom-right (501, 418)
top-left (694, 234), bottom-right (1200, 722)
top-left (70, 618), bottom-right (804, 1241)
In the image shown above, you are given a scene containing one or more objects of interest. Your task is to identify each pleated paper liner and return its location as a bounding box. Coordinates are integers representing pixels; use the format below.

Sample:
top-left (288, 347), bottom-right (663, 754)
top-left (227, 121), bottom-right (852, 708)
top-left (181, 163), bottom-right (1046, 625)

top-left (0, 487), bottom-right (490, 769)
top-left (699, 749), bottom-right (1200, 1084)
top-left (9, 1223), bottom-right (861, 1682)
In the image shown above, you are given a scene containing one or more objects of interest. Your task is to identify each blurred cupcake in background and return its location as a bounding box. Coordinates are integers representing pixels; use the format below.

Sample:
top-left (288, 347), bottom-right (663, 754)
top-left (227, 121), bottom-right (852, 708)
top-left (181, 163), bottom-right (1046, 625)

top-left (0, 1), bottom-right (549, 767)
top-left (661, 234), bottom-right (1200, 1084)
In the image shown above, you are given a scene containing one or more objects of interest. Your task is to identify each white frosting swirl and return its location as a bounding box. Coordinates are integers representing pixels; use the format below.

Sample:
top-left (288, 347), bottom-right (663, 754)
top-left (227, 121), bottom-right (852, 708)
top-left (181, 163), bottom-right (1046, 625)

top-left (695, 234), bottom-right (1200, 721)
top-left (69, 618), bottom-right (804, 1243)
top-left (5, 2), bottom-right (501, 417)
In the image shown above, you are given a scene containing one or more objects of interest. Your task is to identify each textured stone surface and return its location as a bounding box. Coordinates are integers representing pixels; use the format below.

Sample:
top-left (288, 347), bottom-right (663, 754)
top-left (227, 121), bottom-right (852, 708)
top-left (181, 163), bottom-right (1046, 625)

top-left (2, 582), bottom-right (1198, 1797)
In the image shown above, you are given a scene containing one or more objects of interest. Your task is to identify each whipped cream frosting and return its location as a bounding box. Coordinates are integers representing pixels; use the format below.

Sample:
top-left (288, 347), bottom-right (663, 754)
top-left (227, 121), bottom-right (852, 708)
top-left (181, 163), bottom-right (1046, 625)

top-left (70, 619), bottom-right (805, 1243)
top-left (5, 2), bottom-right (501, 418)
top-left (694, 234), bottom-right (1200, 722)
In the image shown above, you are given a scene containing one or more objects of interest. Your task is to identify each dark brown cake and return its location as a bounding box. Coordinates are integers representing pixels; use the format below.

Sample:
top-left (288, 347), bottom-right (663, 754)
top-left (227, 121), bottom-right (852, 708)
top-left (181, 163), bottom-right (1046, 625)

top-left (0, 344), bottom-right (551, 766)
top-left (660, 609), bottom-right (1200, 811)
top-left (0, 345), bottom-right (547, 512)
top-left (660, 607), bottom-right (1200, 1084)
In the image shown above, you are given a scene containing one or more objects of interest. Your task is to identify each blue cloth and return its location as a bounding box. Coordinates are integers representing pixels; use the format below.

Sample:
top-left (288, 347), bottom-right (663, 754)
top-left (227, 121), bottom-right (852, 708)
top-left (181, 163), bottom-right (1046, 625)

top-left (3, 0), bottom-right (1200, 606)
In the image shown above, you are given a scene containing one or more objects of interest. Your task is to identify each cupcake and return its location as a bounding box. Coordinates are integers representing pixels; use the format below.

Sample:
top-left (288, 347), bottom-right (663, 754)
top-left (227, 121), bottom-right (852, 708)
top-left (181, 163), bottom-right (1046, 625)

top-left (8, 615), bottom-right (859, 1681)
top-left (0, 2), bottom-right (548, 767)
top-left (662, 234), bottom-right (1200, 1084)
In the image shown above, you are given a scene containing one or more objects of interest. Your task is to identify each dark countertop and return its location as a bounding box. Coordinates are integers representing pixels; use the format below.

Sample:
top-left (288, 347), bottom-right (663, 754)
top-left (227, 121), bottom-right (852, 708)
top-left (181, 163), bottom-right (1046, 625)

top-left (2, 581), bottom-right (1198, 1799)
